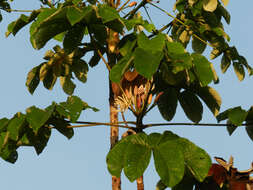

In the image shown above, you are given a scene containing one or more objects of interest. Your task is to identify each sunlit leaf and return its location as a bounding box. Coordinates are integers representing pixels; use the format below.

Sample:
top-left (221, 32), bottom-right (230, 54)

top-left (26, 106), bottom-right (53, 133)
top-left (124, 133), bottom-right (151, 182)
top-left (192, 53), bottom-right (213, 86)
top-left (98, 4), bottom-right (119, 23)
top-left (227, 106), bottom-right (247, 126)
top-left (7, 113), bottom-right (26, 141)
top-left (221, 54), bottom-right (231, 73)
top-left (233, 62), bottom-right (245, 81)
top-left (134, 48), bottom-right (163, 79)
top-left (203, 0), bottom-right (218, 12)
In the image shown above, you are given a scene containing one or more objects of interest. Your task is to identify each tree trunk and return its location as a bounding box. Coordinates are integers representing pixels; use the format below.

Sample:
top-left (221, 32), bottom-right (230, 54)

top-left (110, 83), bottom-right (121, 190)
top-left (137, 176), bottom-right (144, 190)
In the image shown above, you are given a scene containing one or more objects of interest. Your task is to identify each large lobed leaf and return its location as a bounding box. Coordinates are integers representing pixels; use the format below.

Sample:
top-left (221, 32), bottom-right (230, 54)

top-left (107, 131), bottom-right (211, 187)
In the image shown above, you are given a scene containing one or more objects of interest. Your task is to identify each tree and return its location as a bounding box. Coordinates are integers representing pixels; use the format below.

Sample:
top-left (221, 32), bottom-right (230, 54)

top-left (0, 0), bottom-right (253, 189)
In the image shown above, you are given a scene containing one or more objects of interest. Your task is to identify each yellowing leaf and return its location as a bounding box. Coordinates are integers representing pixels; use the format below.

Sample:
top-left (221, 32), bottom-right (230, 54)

top-left (221, 0), bottom-right (229, 6)
top-left (203, 0), bottom-right (218, 12)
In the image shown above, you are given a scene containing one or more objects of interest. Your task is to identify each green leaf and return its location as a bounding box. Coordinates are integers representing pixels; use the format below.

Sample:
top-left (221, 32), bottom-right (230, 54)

top-left (72, 59), bottom-right (89, 83)
top-left (227, 106), bottom-right (247, 126)
top-left (192, 36), bottom-right (206, 54)
top-left (157, 88), bottom-right (178, 121)
top-left (106, 135), bottom-right (133, 177)
top-left (172, 173), bottom-right (195, 190)
top-left (98, 4), bottom-right (120, 23)
top-left (49, 117), bottom-right (73, 139)
top-left (60, 76), bottom-right (76, 95)
top-left (110, 54), bottom-right (133, 83)
top-left (27, 126), bottom-right (51, 155)
top-left (134, 48), bottom-right (163, 79)
top-left (42, 67), bottom-right (57, 90)
top-left (195, 86), bottom-right (221, 117)
top-left (153, 136), bottom-right (184, 187)
top-left (26, 64), bottom-right (42, 94)
top-left (26, 106), bottom-right (54, 133)
top-left (0, 118), bottom-right (9, 133)
top-left (156, 180), bottom-right (168, 190)
top-left (30, 7), bottom-right (71, 49)
top-left (226, 120), bottom-right (237, 135)
top-left (0, 134), bottom-right (18, 163)
top-left (57, 96), bottom-right (84, 123)
top-left (221, 54), bottom-right (231, 73)
top-left (179, 90), bottom-right (203, 123)
top-left (6, 10), bottom-right (40, 37)
top-left (137, 32), bottom-right (166, 52)
top-left (218, 5), bottom-right (230, 24)
top-left (171, 53), bottom-right (193, 74)
top-left (192, 53), bottom-right (213, 86)
top-left (119, 33), bottom-right (137, 56)
top-left (63, 23), bottom-right (85, 53)
top-left (246, 121), bottom-right (253, 142)
top-left (66, 6), bottom-right (86, 26)
top-left (7, 113), bottom-right (26, 141)
top-left (89, 24), bottom-right (107, 44)
top-left (178, 138), bottom-right (211, 182)
top-left (233, 62), bottom-right (245, 81)
top-left (203, 0), bottom-right (218, 12)
top-left (124, 133), bottom-right (151, 182)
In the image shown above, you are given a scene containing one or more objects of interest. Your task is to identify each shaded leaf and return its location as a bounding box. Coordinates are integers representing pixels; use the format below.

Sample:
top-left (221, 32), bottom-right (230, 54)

top-left (226, 120), bottom-right (237, 136)
top-left (192, 36), bottom-right (207, 54)
top-left (42, 67), bottom-right (57, 90)
top-left (72, 59), bottom-right (88, 83)
top-left (63, 22), bottom-right (85, 53)
top-left (157, 87), bottom-right (178, 121)
top-left (179, 90), bottom-right (203, 123)
top-left (49, 117), bottom-right (73, 139)
top-left (196, 86), bottom-right (221, 117)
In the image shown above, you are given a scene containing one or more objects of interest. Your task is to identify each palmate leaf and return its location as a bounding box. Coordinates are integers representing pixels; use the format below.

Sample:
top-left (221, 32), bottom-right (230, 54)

top-left (192, 36), bottom-right (207, 54)
top-left (137, 32), bottom-right (166, 52)
top-left (98, 4), bottom-right (120, 23)
top-left (7, 113), bottom-right (26, 141)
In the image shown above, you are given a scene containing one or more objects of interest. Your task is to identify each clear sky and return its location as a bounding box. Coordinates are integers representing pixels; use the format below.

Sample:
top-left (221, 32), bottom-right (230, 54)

top-left (0, 1), bottom-right (253, 189)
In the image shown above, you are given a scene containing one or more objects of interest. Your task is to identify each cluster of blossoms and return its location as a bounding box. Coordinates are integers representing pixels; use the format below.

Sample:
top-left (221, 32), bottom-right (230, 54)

top-left (114, 79), bottom-right (153, 115)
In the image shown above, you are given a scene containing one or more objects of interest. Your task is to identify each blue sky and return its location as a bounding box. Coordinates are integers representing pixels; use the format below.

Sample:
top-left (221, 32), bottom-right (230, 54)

top-left (0, 0), bottom-right (253, 189)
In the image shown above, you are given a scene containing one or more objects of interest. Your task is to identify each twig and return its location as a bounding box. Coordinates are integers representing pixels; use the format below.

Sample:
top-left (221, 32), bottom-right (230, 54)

top-left (5, 9), bottom-right (34, 12)
top-left (117, 0), bottom-right (130, 12)
top-left (148, 2), bottom-right (214, 48)
top-left (123, 0), bottom-right (148, 19)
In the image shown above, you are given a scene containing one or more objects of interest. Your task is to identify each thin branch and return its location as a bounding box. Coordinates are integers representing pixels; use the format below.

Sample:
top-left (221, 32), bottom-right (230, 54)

top-left (74, 120), bottom-right (137, 125)
top-left (148, 2), bottom-right (214, 48)
top-left (144, 5), bottom-right (153, 24)
top-left (97, 49), bottom-right (111, 71)
top-left (117, 0), bottom-right (130, 12)
top-left (123, 0), bottom-right (148, 19)
top-left (67, 123), bottom-right (134, 130)
top-left (143, 122), bottom-right (250, 129)
top-left (5, 9), bottom-right (34, 12)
